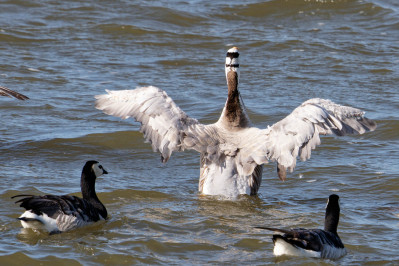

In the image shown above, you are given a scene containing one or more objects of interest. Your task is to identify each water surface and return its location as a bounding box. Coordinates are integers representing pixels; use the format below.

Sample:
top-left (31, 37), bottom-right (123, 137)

top-left (1, 0), bottom-right (398, 264)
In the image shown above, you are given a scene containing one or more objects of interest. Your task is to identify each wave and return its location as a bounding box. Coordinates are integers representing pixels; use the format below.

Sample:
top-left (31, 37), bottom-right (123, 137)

top-left (0, 32), bottom-right (54, 43)
top-left (0, 130), bottom-right (152, 160)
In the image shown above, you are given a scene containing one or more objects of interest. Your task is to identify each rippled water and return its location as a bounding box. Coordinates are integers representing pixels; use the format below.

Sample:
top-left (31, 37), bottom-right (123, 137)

top-left (1, 0), bottom-right (398, 264)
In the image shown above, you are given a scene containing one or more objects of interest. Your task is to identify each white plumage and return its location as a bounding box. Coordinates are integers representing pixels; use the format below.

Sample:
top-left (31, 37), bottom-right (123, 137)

top-left (273, 237), bottom-right (321, 258)
top-left (95, 47), bottom-right (376, 198)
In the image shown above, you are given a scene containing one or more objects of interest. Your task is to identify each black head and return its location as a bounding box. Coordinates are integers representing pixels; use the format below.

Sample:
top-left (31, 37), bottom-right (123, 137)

top-left (328, 194), bottom-right (340, 204)
top-left (83, 160), bottom-right (108, 179)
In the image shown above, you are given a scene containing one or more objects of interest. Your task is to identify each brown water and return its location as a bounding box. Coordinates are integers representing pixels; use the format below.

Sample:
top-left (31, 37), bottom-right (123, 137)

top-left (1, 0), bottom-right (398, 264)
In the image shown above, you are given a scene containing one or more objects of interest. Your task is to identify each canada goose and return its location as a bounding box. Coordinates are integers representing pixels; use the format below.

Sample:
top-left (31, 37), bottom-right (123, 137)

top-left (12, 160), bottom-right (108, 234)
top-left (0, 86), bottom-right (29, 100)
top-left (256, 194), bottom-right (346, 260)
top-left (95, 47), bottom-right (376, 198)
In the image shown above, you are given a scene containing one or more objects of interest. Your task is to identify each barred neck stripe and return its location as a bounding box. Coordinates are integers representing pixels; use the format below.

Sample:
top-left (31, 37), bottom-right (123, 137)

top-left (226, 52), bottom-right (239, 59)
top-left (226, 64), bottom-right (240, 68)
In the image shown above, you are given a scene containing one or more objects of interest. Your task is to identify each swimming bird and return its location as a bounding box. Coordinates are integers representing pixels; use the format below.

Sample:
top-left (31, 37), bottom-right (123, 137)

top-left (256, 194), bottom-right (347, 260)
top-left (0, 86), bottom-right (29, 100)
top-left (12, 160), bottom-right (108, 234)
top-left (95, 47), bottom-right (376, 198)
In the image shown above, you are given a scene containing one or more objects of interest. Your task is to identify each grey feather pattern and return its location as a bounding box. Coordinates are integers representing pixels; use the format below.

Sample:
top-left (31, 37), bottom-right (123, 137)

top-left (95, 88), bottom-right (376, 185)
top-left (95, 86), bottom-right (199, 162)
top-left (13, 194), bottom-right (105, 231)
top-left (237, 98), bottom-right (377, 175)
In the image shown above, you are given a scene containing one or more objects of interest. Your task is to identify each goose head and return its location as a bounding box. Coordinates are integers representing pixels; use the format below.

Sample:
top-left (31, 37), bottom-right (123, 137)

top-left (82, 160), bottom-right (108, 181)
top-left (81, 160), bottom-right (108, 200)
top-left (91, 161), bottom-right (108, 178)
top-left (225, 47), bottom-right (240, 86)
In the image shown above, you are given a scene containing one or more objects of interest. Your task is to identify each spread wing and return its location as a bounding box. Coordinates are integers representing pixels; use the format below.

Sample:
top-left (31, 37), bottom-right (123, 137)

top-left (95, 86), bottom-right (203, 162)
top-left (236, 98), bottom-right (377, 179)
top-left (0, 86), bottom-right (29, 100)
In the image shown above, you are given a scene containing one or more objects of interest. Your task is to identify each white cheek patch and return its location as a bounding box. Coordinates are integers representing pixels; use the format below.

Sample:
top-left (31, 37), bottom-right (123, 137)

top-left (92, 163), bottom-right (105, 177)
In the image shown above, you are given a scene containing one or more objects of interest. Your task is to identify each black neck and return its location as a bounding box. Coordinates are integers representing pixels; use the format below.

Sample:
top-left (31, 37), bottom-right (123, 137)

top-left (324, 198), bottom-right (340, 234)
top-left (81, 171), bottom-right (107, 218)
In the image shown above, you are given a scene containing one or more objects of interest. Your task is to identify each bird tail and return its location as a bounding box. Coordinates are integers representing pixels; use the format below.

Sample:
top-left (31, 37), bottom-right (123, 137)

top-left (11, 194), bottom-right (35, 204)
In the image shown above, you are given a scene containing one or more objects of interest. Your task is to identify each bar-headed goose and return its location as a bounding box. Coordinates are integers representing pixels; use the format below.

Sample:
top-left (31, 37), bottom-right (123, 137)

top-left (0, 86), bottom-right (29, 100)
top-left (256, 194), bottom-right (346, 260)
top-left (12, 160), bottom-right (108, 234)
top-left (95, 47), bottom-right (376, 198)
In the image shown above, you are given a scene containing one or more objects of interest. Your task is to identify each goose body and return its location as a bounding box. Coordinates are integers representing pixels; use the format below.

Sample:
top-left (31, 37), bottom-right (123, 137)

top-left (257, 194), bottom-right (347, 260)
top-left (0, 86), bottom-right (29, 100)
top-left (13, 160), bottom-right (108, 233)
top-left (95, 47), bottom-right (376, 198)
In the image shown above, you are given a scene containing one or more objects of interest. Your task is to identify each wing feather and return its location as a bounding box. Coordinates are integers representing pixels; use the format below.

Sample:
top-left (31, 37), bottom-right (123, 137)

top-left (0, 86), bottom-right (29, 100)
top-left (96, 88), bottom-right (376, 180)
top-left (12, 194), bottom-right (102, 222)
top-left (95, 86), bottom-right (201, 162)
top-left (237, 98), bottom-right (376, 178)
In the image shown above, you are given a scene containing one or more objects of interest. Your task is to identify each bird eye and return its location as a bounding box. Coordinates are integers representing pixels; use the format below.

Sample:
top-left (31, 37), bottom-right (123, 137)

top-left (99, 165), bottom-right (103, 169)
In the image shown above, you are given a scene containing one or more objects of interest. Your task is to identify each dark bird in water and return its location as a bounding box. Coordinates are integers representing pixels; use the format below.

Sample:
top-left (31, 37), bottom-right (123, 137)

top-left (12, 160), bottom-right (108, 234)
top-left (256, 194), bottom-right (346, 259)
